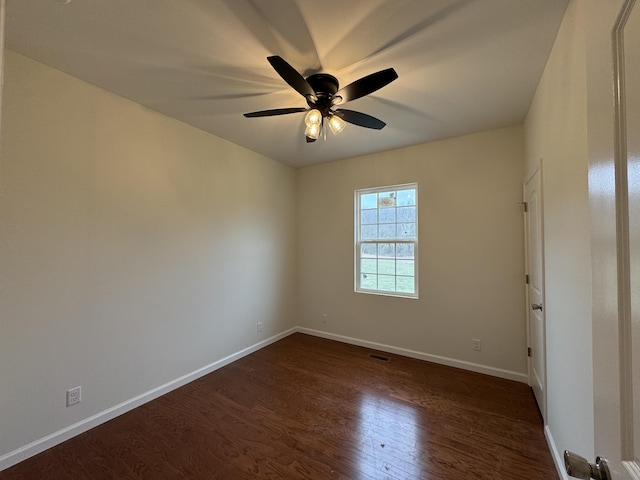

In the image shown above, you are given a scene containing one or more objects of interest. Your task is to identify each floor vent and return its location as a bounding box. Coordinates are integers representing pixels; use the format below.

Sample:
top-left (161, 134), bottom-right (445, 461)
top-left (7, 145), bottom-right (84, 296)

top-left (368, 353), bottom-right (390, 362)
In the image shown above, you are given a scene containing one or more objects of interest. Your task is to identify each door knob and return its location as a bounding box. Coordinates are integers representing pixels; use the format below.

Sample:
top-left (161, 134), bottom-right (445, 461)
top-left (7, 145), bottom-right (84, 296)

top-left (564, 451), bottom-right (611, 480)
top-left (531, 303), bottom-right (543, 311)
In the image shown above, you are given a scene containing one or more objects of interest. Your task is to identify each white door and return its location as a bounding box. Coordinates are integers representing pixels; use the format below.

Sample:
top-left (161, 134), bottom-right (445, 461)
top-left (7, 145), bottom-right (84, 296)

top-left (624, 2), bottom-right (640, 476)
top-left (576, 0), bottom-right (640, 479)
top-left (607, 0), bottom-right (640, 477)
top-left (524, 166), bottom-right (546, 420)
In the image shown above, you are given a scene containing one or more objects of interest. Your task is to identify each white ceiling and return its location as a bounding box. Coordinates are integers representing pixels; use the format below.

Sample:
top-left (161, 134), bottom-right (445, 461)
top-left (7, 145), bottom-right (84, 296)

top-left (6, 0), bottom-right (568, 168)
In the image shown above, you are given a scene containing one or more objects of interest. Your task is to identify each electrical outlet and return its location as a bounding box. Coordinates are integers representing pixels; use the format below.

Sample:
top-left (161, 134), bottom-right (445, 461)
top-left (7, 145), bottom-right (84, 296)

top-left (66, 386), bottom-right (81, 407)
top-left (257, 322), bottom-right (263, 333)
top-left (473, 339), bottom-right (482, 351)
top-left (321, 313), bottom-right (328, 323)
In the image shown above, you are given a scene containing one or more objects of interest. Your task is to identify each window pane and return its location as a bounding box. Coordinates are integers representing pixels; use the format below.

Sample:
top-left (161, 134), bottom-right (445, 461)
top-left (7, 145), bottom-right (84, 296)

top-left (378, 275), bottom-right (396, 291)
top-left (397, 206), bottom-right (415, 222)
top-left (396, 260), bottom-right (414, 276)
top-left (379, 224), bottom-right (396, 239)
top-left (361, 273), bottom-right (377, 290)
top-left (361, 209), bottom-right (378, 225)
top-left (361, 258), bottom-right (377, 274)
top-left (379, 207), bottom-right (396, 224)
top-left (396, 243), bottom-right (415, 259)
top-left (361, 225), bottom-right (378, 239)
top-left (378, 259), bottom-right (395, 275)
top-left (361, 193), bottom-right (377, 209)
top-left (378, 191), bottom-right (396, 208)
top-left (397, 223), bottom-right (416, 239)
top-left (397, 189), bottom-right (416, 206)
top-left (396, 276), bottom-right (415, 294)
top-left (378, 243), bottom-right (395, 259)
top-left (361, 244), bottom-right (377, 260)
top-left (361, 243), bottom-right (377, 257)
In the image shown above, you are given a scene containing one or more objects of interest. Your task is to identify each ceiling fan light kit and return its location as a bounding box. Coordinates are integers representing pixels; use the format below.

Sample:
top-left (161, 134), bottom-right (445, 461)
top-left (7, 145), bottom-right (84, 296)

top-left (244, 56), bottom-right (398, 143)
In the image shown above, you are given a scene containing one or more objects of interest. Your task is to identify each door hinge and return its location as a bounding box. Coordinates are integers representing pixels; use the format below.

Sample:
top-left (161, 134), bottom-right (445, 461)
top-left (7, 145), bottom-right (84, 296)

top-left (525, 274), bottom-right (530, 284)
top-left (527, 347), bottom-right (532, 357)
top-left (521, 201), bottom-right (528, 212)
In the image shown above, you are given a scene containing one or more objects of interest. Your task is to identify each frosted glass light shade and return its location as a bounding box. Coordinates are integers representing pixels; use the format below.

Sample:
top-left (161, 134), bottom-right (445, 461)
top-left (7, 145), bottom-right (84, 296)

top-left (304, 123), bottom-right (320, 140)
top-left (328, 115), bottom-right (346, 135)
top-left (305, 109), bottom-right (322, 127)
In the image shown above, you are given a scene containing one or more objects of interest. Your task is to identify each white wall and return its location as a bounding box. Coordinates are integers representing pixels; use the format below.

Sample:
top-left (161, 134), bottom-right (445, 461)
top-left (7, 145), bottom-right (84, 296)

top-left (0, 51), bottom-right (297, 462)
top-left (524, 0), bottom-right (594, 464)
top-left (296, 126), bottom-right (527, 378)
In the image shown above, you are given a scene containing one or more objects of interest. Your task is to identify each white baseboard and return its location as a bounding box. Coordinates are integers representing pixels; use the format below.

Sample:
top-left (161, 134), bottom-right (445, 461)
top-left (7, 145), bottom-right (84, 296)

top-left (0, 328), bottom-right (296, 472)
top-left (296, 327), bottom-right (529, 383)
top-left (545, 425), bottom-right (569, 480)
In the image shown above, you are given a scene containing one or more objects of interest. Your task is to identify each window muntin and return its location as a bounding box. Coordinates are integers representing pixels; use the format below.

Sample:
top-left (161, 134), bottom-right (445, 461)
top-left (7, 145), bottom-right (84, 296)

top-left (355, 184), bottom-right (418, 298)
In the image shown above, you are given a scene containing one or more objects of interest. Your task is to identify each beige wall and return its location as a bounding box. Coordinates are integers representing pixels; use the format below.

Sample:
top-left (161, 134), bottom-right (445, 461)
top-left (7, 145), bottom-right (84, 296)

top-left (524, 0), bottom-right (594, 464)
top-left (296, 126), bottom-right (527, 377)
top-left (0, 51), bottom-right (297, 460)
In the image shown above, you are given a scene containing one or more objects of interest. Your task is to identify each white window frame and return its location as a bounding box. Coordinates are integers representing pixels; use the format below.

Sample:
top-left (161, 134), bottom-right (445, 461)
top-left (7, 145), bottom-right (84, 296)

top-left (354, 183), bottom-right (418, 299)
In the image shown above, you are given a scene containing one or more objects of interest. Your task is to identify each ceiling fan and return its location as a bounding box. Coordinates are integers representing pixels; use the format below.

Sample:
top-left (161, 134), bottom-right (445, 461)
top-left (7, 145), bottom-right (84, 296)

top-left (244, 56), bottom-right (398, 143)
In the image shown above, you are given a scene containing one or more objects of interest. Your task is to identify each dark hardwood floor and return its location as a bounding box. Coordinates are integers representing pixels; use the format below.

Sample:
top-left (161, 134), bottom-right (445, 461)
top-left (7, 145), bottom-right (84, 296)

top-left (0, 333), bottom-right (559, 479)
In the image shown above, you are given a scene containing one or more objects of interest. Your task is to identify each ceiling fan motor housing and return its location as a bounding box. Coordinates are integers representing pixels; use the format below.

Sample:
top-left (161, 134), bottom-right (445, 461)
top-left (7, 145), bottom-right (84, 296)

top-left (305, 73), bottom-right (340, 113)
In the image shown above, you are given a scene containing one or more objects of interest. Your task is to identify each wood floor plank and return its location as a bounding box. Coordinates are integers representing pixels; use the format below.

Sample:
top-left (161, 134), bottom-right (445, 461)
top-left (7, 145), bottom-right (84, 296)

top-left (0, 333), bottom-right (558, 479)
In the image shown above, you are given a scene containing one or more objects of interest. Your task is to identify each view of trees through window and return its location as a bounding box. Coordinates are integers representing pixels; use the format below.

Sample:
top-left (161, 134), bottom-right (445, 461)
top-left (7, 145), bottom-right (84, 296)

top-left (355, 183), bottom-right (417, 297)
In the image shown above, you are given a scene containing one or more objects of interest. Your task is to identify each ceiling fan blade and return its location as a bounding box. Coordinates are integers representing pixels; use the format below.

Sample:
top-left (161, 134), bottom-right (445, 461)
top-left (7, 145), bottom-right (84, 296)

top-left (267, 56), bottom-right (316, 99)
top-left (244, 107), bottom-right (308, 118)
top-left (335, 68), bottom-right (398, 104)
top-left (335, 109), bottom-right (387, 130)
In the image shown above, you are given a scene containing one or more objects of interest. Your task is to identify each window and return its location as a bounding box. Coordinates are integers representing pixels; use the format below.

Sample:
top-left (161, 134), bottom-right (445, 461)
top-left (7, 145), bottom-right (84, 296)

top-left (355, 183), bottom-right (418, 298)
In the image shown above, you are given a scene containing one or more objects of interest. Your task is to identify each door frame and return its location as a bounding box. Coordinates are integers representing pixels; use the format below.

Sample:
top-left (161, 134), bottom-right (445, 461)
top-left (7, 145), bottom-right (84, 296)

top-left (524, 161), bottom-right (547, 424)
